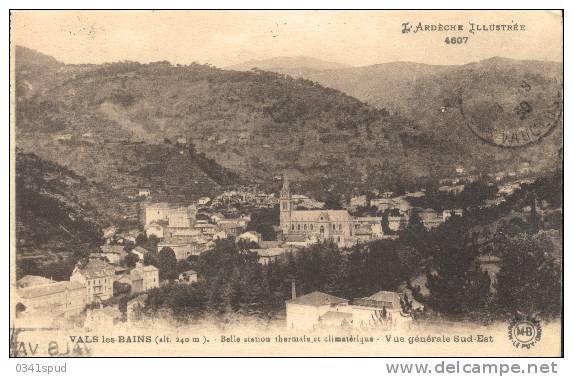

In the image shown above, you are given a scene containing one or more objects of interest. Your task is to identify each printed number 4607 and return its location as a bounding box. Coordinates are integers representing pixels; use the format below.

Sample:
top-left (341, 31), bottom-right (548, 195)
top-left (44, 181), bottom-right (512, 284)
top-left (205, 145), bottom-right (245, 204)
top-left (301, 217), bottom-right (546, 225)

top-left (445, 36), bottom-right (468, 44)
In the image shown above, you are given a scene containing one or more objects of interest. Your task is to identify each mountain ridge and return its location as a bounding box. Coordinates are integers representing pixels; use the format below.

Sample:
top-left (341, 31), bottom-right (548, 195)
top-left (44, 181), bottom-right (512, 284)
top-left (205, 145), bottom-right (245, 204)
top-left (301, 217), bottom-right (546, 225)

top-left (14, 46), bottom-right (563, 200)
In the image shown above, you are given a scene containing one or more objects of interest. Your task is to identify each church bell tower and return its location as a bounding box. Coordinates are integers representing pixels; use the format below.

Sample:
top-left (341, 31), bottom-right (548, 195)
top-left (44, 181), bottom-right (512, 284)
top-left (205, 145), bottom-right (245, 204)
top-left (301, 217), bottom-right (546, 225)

top-left (280, 175), bottom-right (292, 233)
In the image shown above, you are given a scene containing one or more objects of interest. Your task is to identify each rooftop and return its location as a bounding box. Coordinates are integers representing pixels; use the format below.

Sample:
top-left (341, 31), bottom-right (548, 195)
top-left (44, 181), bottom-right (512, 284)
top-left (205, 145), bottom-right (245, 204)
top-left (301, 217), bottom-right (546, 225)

top-left (101, 245), bottom-right (126, 254)
top-left (18, 281), bottom-right (85, 299)
top-left (17, 275), bottom-right (56, 288)
top-left (251, 247), bottom-right (286, 257)
top-left (288, 291), bottom-right (348, 307)
top-left (353, 290), bottom-right (403, 310)
top-left (77, 259), bottom-right (116, 278)
top-left (319, 311), bottom-right (353, 321)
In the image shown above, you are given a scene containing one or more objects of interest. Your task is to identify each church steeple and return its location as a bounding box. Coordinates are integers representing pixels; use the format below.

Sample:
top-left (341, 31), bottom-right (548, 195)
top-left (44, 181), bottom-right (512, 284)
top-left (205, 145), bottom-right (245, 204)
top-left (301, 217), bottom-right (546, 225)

top-left (280, 175), bottom-right (291, 200)
top-left (280, 175), bottom-right (292, 233)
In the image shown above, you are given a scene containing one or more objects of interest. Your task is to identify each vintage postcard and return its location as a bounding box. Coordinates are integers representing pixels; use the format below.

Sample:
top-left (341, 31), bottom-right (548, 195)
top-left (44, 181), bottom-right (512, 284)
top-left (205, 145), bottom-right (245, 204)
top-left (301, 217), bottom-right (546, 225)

top-left (9, 10), bottom-right (563, 357)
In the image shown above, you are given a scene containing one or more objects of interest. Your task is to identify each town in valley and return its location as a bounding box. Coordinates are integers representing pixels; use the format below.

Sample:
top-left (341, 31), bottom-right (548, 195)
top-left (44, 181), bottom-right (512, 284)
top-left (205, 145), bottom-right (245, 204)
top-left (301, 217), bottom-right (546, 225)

top-left (11, 12), bottom-right (562, 345)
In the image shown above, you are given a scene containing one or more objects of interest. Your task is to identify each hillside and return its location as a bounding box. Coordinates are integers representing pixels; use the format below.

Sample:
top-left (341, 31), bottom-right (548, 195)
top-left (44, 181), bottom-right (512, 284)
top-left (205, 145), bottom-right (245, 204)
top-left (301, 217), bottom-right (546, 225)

top-left (225, 56), bottom-right (351, 77)
top-left (15, 151), bottom-right (106, 261)
top-left (15, 47), bottom-right (414, 198)
top-left (14, 47), bottom-right (563, 202)
top-left (304, 57), bottom-right (563, 178)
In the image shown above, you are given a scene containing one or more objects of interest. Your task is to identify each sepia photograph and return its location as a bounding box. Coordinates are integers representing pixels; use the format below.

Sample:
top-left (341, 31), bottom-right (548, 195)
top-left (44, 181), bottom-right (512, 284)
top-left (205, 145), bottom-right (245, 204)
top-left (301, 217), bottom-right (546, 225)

top-left (8, 9), bottom-right (563, 358)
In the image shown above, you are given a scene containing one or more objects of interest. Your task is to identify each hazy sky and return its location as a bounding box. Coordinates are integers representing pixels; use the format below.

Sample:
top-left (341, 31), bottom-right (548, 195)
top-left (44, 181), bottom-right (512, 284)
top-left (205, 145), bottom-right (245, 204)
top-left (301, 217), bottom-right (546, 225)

top-left (11, 10), bottom-right (563, 67)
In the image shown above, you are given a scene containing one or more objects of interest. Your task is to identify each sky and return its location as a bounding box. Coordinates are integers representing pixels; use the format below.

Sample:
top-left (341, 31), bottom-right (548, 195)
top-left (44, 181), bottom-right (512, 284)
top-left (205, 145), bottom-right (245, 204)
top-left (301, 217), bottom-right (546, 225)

top-left (11, 10), bottom-right (563, 67)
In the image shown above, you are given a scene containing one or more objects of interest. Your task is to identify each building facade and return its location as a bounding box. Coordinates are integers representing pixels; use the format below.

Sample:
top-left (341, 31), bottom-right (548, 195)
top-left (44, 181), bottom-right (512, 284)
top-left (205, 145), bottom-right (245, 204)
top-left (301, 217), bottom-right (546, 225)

top-left (279, 177), bottom-right (383, 246)
top-left (16, 279), bottom-right (87, 318)
top-left (70, 259), bottom-right (116, 304)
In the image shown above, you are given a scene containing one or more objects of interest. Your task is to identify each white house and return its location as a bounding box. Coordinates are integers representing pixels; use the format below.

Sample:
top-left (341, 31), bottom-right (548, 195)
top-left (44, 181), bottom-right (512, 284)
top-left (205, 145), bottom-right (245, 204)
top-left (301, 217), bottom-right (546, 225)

top-left (138, 189), bottom-right (151, 197)
top-left (179, 269), bottom-right (198, 284)
top-left (286, 291), bottom-right (349, 329)
top-left (197, 197), bottom-right (211, 206)
top-left (237, 231), bottom-right (261, 245)
top-left (70, 259), bottom-right (116, 304)
top-left (132, 246), bottom-right (149, 261)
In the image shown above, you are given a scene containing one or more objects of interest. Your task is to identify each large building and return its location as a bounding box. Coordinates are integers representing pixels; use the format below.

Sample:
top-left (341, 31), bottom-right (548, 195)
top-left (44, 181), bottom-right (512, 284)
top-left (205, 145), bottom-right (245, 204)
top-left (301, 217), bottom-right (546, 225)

top-left (117, 265), bottom-right (159, 294)
top-left (279, 177), bottom-right (383, 246)
top-left (286, 291), bottom-right (349, 329)
top-left (16, 278), bottom-right (87, 318)
top-left (70, 259), bottom-right (116, 304)
top-left (285, 290), bottom-right (416, 330)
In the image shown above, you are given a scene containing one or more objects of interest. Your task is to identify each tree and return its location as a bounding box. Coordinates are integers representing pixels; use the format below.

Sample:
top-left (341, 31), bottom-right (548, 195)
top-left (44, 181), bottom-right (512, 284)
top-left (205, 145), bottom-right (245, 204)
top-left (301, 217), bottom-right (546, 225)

top-left (144, 250), bottom-right (159, 267)
top-left (176, 259), bottom-right (193, 275)
top-left (425, 218), bottom-right (491, 316)
top-left (123, 252), bottom-right (139, 268)
top-left (113, 281), bottom-right (131, 296)
top-left (246, 206), bottom-right (279, 241)
top-left (495, 235), bottom-right (561, 318)
top-left (528, 194), bottom-right (539, 234)
top-left (157, 247), bottom-right (178, 281)
top-left (399, 210), bottom-right (427, 253)
top-left (123, 240), bottom-right (135, 253)
top-left (320, 243), bottom-right (348, 297)
top-left (135, 232), bottom-right (148, 246)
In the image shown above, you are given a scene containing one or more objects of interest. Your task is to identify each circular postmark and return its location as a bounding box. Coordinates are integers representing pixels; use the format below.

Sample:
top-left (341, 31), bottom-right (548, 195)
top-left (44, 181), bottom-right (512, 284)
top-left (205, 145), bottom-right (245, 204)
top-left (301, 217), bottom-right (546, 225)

top-left (460, 78), bottom-right (562, 148)
top-left (507, 316), bottom-right (542, 349)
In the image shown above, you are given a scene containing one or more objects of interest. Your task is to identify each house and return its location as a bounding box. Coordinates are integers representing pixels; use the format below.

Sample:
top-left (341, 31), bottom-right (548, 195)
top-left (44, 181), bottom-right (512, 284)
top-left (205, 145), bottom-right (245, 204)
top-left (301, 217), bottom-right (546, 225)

top-left (102, 226), bottom-right (117, 240)
top-left (53, 133), bottom-right (72, 142)
top-left (250, 247), bottom-right (287, 265)
top-left (380, 191), bottom-right (394, 198)
top-left (165, 227), bottom-right (201, 240)
top-left (286, 291), bottom-right (349, 329)
top-left (349, 291), bottom-right (413, 328)
top-left (179, 269), bottom-right (198, 284)
top-left (217, 219), bottom-right (246, 236)
top-left (443, 209), bottom-right (464, 221)
top-left (418, 209), bottom-right (444, 230)
top-left (117, 270), bottom-right (144, 293)
top-left (371, 197), bottom-right (396, 211)
top-left (438, 185), bottom-right (465, 195)
top-left (237, 231), bottom-right (261, 245)
top-left (176, 135), bottom-right (187, 145)
top-left (197, 197), bottom-right (211, 206)
top-left (209, 213), bottom-right (225, 224)
top-left (138, 189), bottom-right (151, 197)
top-left (16, 280), bottom-right (86, 318)
top-left (131, 246), bottom-right (149, 262)
top-left (388, 215), bottom-right (408, 232)
top-left (350, 195), bottom-right (368, 209)
top-left (158, 240), bottom-right (203, 260)
top-left (137, 265), bottom-right (160, 290)
top-left (117, 265), bottom-right (159, 293)
top-left (194, 223), bottom-right (217, 236)
top-left (98, 245), bottom-right (127, 265)
top-left (498, 183), bottom-right (521, 196)
top-left (213, 231), bottom-right (228, 241)
top-left (393, 197), bottom-right (413, 214)
top-left (352, 217), bottom-right (383, 238)
top-left (70, 259), bottom-right (116, 304)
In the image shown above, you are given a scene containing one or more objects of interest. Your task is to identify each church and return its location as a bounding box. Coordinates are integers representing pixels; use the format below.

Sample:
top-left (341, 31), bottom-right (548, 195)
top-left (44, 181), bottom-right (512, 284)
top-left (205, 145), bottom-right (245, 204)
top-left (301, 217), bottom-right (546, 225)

top-left (279, 177), bottom-right (384, 247)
